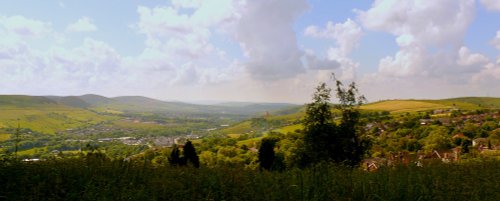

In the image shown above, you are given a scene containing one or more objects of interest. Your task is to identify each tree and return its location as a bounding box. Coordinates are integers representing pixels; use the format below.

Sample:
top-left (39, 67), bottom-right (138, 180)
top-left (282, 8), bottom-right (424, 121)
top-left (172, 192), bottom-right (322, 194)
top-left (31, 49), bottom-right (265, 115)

top-left (421, 126), bottom-right (451, 152)
top-left (258, 137), bottom-right (277, 170)
top-left (169, 144), bottom-right (181, 166)
top-left (333, 76), bottom-right (367, 166)
top-left (14, 119), bottom-right (21, 160)
top-left (301, 74), bottom-right (367, 167)
top-left (302, 82), bottom-right (336, 166)
top-left (183, 140), bottom-right (200, 168)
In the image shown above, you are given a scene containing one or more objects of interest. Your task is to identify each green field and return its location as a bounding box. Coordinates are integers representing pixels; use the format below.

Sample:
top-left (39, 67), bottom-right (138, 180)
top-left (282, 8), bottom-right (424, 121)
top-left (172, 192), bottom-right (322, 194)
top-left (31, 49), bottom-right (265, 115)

top-left (273, 124), bottom-right (303, 134)
top-left (221, 121), bottom-right (253, 134)
top-left (361, 100), bottom-right (450, 113)
top-left (358, 98), bottom-right (497, 113)
top-left (236, 136), bottom-right (263, 147)
top-left (0, 133), bottom-right (11, 141)
top-left (0, 106), bottom-right (116, 134)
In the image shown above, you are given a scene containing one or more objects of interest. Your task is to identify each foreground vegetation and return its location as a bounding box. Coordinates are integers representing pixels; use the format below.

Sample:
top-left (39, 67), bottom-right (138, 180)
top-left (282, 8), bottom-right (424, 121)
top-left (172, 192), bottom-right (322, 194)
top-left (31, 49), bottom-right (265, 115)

top-left (1, 156), bottom-right (499, 201)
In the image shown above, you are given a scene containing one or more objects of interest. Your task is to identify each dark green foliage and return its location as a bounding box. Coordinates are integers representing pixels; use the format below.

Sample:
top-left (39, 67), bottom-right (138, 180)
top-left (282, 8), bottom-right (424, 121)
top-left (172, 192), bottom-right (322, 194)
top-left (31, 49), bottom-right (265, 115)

top-left (302, 83), bottom-right (337, 166)
top-left (301, 75), bottom-right (368, 167)
top-left (169, 144), bottom-right (181, 165)
top-left (183, 140), bottom-right (200, 168)
top-left (258, 137), bottom-right (277, 170)
top-left (169, 141), bottom-right (200, 167)
top-left (1, 158), bottom-right (499, 201)
top-left (333, 77), bottom-right (367, 166)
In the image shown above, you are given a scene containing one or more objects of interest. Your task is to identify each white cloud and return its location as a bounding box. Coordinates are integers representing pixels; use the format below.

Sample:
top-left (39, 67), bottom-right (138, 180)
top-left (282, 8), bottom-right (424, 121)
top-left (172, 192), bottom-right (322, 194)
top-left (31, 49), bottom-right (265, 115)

top-left (357, 0), bottom-right (476, 77)
top-left (171, 0), bottom-right (202, 9)
top-left (304, 18), bottom-right (363, 80)
top-left (66, 17), bottom-right (97, 32)
top-left (355, 0), bottom-right (500, 100)
top-left (357, 0), bottom-right (474, 47)
top-left (0, 36), bottom-right (124, 95)
top-left (304, 49), bottom-right (340, 70)
top-left (457, 46), bottom-right (489, 67)
top-left (131, 2), bottom-right (241, 87)
top-left (305, 19), bottom-right (362, 56)
top-left (491, 30), bottom-right (500, 49)
top-left (0, 15), bottom-right (52, 38)
top-left (481, 0), bottom-right (500, 11)
top-left (235, 0), bottom-right (308, 80)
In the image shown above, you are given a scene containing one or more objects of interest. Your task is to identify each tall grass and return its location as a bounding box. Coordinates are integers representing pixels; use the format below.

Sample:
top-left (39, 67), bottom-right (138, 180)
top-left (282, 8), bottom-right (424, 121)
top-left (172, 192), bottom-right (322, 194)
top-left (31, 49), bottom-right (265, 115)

top-left (1, 157), bottom-right (499, 201)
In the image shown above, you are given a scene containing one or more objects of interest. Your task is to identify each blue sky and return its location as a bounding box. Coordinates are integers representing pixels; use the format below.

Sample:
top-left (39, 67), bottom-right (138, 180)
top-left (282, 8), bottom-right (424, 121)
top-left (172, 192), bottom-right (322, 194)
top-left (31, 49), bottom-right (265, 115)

top-left (0, 0), bottom-right (499, 103)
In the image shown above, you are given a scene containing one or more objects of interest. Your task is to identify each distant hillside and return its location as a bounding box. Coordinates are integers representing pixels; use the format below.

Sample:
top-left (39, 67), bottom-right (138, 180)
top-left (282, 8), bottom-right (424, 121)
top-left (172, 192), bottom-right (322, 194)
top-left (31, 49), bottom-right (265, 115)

top-left (361, 100), bottom-right (451, 113)
top-left (214, 102), bottom-right (297, 116)
top-left (361, 97), bottom-right (500, 113)
top-left (0, 95), bottom-right (57, 107)
top-left (0, 95), bottom-right (114, 134)
top-left (443, 97), bottom-right (500, 109)
top-left (45, 96), bottom-right (90, 108)
top-left (79, 94), bottom-right (117, 106)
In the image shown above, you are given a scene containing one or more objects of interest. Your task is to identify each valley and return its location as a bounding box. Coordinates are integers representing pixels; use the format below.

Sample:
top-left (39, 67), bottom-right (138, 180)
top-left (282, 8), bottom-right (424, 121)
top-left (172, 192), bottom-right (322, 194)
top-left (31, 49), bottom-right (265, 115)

top-left (1, 95), bottom-right (499, 165)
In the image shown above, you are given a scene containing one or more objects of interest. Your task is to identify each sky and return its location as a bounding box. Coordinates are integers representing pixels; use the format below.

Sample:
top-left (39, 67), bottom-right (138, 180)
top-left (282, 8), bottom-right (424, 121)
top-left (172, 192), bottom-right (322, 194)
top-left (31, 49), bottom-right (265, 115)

top-left (0, 0), bottom-right (499, 103)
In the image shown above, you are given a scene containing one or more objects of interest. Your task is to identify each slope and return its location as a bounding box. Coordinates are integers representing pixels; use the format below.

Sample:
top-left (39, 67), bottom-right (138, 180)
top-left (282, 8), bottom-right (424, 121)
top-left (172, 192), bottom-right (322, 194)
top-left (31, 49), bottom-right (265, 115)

top-left (0, 95), bottom-right (115, 134)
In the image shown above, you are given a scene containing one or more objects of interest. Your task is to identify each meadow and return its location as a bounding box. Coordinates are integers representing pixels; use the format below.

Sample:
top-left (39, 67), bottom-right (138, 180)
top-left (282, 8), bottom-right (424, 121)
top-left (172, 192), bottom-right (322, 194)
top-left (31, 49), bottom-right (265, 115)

top-left (1, 157), bottom-right (499, 201)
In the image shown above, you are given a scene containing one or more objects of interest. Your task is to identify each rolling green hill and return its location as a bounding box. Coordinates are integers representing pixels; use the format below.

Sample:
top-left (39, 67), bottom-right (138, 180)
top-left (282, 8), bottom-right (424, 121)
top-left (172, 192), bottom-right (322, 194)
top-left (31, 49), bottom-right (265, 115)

top-left (0, 95), bottom-right (115, 134)
top-left (79, 94), bottom-right (117, 106)
top-left (360, 100), bottom-right (450, 113)
top-left (0, 95), bottom-right (57, 107)
top-left (37, 95), bottom-right (299, 117)
top-left (360, 97), bottom-right (499, 113)
top-left (0, 95), bottom-right (298, 134)
top-left (45, 96), bottom-right (91, 108)
top-left (443, 97), bottom-right (500, 108)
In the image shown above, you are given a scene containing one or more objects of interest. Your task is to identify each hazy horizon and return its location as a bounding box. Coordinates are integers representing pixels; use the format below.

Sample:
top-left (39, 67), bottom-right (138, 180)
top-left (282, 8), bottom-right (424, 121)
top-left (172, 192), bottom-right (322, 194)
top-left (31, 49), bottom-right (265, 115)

top-left (0, 1), bottom-right (499, 103)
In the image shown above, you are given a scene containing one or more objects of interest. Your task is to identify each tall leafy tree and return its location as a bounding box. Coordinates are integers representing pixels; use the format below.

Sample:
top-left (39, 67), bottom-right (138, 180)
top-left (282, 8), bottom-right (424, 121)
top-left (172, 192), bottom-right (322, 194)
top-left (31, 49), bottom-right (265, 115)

top-left (258, 137), bottom-right (277, 170)
top-left (169, 144), bottom-right (180, 166)
top-left (183, 140), bottom-right (200, 168)
top-left (333, 76), bottom-right (367, 166)
top-left (301, 74), bottom-right (367, 167)
top-left (302, 82), bottom-right (337, 166)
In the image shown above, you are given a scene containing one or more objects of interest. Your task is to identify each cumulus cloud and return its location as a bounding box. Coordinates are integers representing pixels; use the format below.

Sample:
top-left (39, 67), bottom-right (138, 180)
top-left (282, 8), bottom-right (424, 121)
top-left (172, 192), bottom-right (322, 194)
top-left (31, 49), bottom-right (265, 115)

top-left (355, 0), bottom-right (500, 100)
top-left (304, 50), bottom-right (340, 70)
top-left (357, 0), bottom-right (476, 77)
top-left (457, 46), bottom-right (489, 67)
top-left (357, 0), bottom-right (474, 47)
top-left (491, 30), bottom-right (500, 49)
top-left (480, 0), bottom-right (500, 11)
top-left (0, 36), bottom-right (123, 95)
top-left (131, 1), bottom-right (242, 88)
top-left (66, 17), bottom-right (97, 32)
top-left (235, 0), bottom-right (308, 80)
top-left (303, 18), bottom-right (363, 80)
top-left (0, 15), bottom-right (52, 38)
top-left (305, 19), bottom-right (362, 57)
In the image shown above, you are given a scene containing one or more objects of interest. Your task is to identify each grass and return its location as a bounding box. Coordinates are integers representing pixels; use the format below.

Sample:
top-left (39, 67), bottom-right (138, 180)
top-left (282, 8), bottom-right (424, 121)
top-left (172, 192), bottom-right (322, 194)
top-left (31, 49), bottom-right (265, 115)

top-left (0, 105), bottom-right (116, 134)
top-left (237, 137), bottom-right (263, 147)
top-left (221, 121), bottom-right (253, 134)
top-left (443, 97), bottom-right (500, 109)
top-left (0, 133), bottom-right (10, 141)
top-left (0, 157), bottom-right (499, 201)
top-left (16, 147), bottom-right (47, 156)
top-left (361, 100), bottom-right (450, 113)
top-left (274, 124), bottom-right (303, 134)
top-left (227, 134), bottom-right (242, 138)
